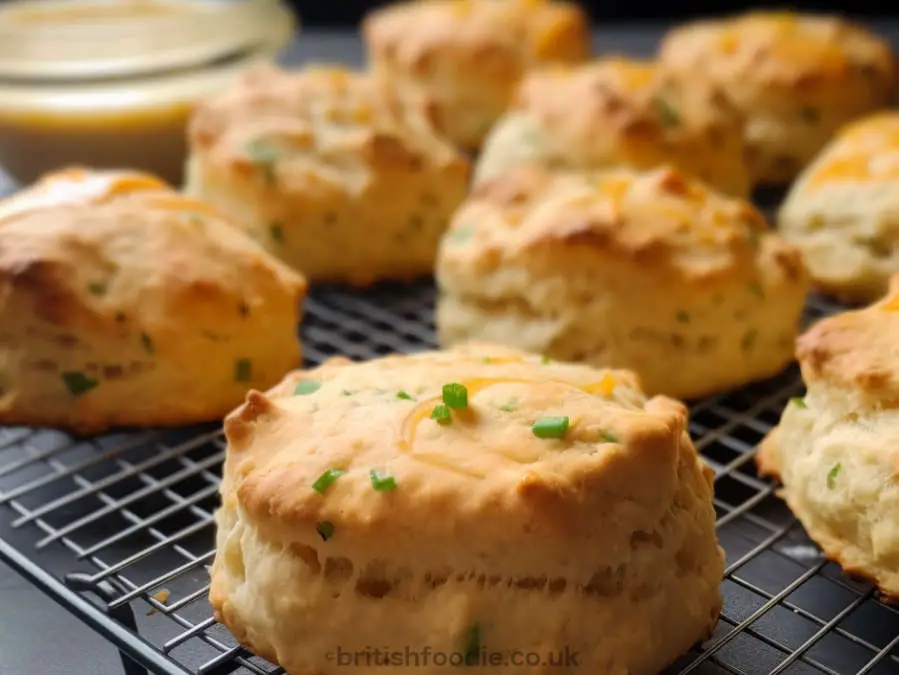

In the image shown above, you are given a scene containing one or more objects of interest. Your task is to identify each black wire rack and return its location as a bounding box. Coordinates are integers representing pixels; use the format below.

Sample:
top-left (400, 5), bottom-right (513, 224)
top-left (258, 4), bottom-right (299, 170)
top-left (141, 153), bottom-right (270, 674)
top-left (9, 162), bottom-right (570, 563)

top-left (1, 278), bottom-right (899, 675)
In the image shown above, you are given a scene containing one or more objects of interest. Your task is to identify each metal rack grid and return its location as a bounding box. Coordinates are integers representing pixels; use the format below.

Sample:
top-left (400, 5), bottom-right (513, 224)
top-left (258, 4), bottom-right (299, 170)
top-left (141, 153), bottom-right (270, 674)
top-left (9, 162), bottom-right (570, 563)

top-left (1, 281), bottom-right (899, 675)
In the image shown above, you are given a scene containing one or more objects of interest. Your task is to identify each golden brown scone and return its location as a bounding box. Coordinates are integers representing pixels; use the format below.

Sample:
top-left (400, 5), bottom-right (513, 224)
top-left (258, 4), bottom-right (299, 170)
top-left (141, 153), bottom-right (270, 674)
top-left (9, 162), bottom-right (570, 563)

top-left (435, 165), bottom-right (809, 400)
top-left (212, 342), bottom-right (724, 675)
top-left (475, 56), bottom-right (750, 198)
top-left (362, 0), bottom-right (591, 152)
top-left (758, 276), bottom-right (899, 598)
top-left (657, 11), bottom-right (897, 186)
top-left (185, 64), bottom-right (470, 286)
top-left (778, 112), bottom-right (899, 303)
top-left (0, 168), bottom-right (306, 435)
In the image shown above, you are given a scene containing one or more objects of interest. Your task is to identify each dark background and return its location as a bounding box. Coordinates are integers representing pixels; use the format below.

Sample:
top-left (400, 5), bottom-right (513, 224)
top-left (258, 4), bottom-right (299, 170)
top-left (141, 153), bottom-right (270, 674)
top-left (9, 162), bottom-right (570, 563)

top-left (288, 1), bottom-right (896, 26)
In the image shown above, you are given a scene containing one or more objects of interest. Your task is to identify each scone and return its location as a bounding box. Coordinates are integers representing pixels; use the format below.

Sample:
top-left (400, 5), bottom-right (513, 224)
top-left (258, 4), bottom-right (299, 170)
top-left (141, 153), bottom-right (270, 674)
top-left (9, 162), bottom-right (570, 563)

top-left (185, 65), bottom-right (470, 285)
top-left (0, 168), bottom-right (306, 435)
top-left (212, 342), bottom-right (724, 675)
top-left (657, 11), bottom-right (897, 186)
top-left (778, 112), bottom-right (899, 303)
top-left (362, 0), bottom-right (591, 152)
top-left (435, 165), bottom-right (809, 400)
top-left (475, 57), bottom-right (750, 198)
top-left (758, 276), bottom-right (899, 597)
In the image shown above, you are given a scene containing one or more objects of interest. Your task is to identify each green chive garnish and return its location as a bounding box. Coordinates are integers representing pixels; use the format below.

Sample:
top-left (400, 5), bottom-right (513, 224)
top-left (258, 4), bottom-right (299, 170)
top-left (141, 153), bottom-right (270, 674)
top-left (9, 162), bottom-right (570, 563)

top-left (462, 623), bottom-right (482, 665)
top-left (61, 372), bottom-right (98, 397)
top-left (748, 282), bottom-right (765, 299)
top-left (270, 222), bottom-right (284, 243)
top-left (675, 310), bottom-right (689, 324)
top-left (790, 396), bottom-right (807, 409)
top-left (741, 330), bottom-right (758, 352)
top-left (597, 429), bottom-right (619, 443)
top-left (396, 391), bottom-right (414, 400)
top-left (442, 383), bottom-right (468, 410)
top-left (827, 463), bottom-right (841, 489)
top-left (370, 469), bottom-right (397, 492)
top-left (245, 139), bottom-right (279, 185)
top-left (431, 404), bottom-right (452, 425)
top-left (234, 358), bottom-right (252, 383)
top-left (447, 225), bottom-right (473, 244)
top-left (87, 282), bottom-right (107, 296)
top-left (316, 521), bottom-right (336, 541)
top-left (140, 332), bottom-right (154, 355)
top-left (541, 355), bottom-right (553, 364)
top-left (294, 380), bottom-right (322, 396)
top-left (312, 468), bottom-right (345, 494)
top-left (653, 97), bottom-right (680, 127)
top-left (499, 402), bottom-right (517, 412)
top-left (532, 416), bottom-right (569, 439)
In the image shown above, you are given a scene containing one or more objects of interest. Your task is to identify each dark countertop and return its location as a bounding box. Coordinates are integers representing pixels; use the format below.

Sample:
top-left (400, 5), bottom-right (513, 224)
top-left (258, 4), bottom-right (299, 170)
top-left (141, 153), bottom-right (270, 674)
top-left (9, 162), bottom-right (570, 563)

top-left (2, 21), bottom-right (899, 675)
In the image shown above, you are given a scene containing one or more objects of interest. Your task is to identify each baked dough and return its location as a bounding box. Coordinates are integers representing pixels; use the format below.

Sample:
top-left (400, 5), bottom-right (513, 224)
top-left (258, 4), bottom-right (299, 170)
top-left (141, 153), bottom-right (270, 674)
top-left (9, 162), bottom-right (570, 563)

top-left (778, 112), bottom-right (899, 303)
top-left (212, 342), bottom-right (724, 675)
top-left (475, 56), bottom-right (750, 198)
top-left (0, 168), bottom-right (306, 435)
top-left (362, 0), bottom-right (591, 152)
top-left (185, 64), bottom-right (470, 285)
top-left (758, 276), bottom-right (899, 597)
top-left (657, 11), bottom-right (897, 186)
top-left (435, 165), bottom-right (809, 400)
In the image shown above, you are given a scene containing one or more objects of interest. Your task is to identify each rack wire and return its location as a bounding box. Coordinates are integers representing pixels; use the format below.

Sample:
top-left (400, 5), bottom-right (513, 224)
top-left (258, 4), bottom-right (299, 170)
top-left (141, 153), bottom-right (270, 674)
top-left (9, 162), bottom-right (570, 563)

top-left (1, 279), bottom-right (898, 675)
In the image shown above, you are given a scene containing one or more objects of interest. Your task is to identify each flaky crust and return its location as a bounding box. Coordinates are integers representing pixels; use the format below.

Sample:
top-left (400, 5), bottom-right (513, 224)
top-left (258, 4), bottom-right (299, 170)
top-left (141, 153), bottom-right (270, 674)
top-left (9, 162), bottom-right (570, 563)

top-left (435, 165), bottom-right (809, 400)
top-left (779, 113), bottom-right (899, 303)
top-left (0, 168), bottom-right (306, 435)
top-left (758, 276), bottom-right (899, 598)
top-left (658, 11), bottom-right (897, 185)
top-left (185, 65), bottom-right (470, 286)
top-left (362, 0), bottom-right (591, 151)
top-left (475, 57), bottom-right (750, 198)
top-left (211, 342), bottom-right (723, 675)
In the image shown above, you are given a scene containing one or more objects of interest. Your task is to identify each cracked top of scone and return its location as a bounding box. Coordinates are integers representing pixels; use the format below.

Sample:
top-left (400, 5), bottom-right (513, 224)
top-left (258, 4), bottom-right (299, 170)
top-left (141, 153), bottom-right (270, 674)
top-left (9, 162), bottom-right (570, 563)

top-left (796, 275), bottom-right (899, 397)
top-left (785, 112), bottom-right (899, 194)
top-left (439, 165), bottom-right (805, 285)
top-left (188, 64), bottom-right (468, 187)
top-left (222, 343), bottom-right (695, 570)
top-left (0, 167), bottom-right (307, 344)
top-left (495, 57), bottom-right (749, 197)
top-left (362, 0), bottom-right (590, 73)
top-left (658, 11), bottom-right (897, 95)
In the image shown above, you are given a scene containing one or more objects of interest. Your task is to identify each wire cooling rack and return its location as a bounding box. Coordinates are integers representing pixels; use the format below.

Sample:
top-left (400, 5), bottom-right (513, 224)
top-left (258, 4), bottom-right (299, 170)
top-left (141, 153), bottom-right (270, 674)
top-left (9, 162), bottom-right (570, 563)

top-left (1, 279), bottom-right (899, 675)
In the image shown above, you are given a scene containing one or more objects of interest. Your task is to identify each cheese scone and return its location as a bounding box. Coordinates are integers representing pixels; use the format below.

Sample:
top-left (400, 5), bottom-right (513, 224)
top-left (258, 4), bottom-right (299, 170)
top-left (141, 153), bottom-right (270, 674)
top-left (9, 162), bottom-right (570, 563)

top-left (475, 57), bottom-right (750, 198)
top-left (212, 342), bottom-right (724, 675)
top-left (758, 277), bottom-right (899, 597)
top-left (779, 113), bottom-right (899, 304)
top-left (0, 168), bottom-right (306, 435)
top-left (658, 11), bottom-right (897, 186)
top-left (435, 166), bottom-right (809, 400)
top-left (185, 65), bottom-right (470, 286)
top-left (362, 0), bottom-right (591, 152)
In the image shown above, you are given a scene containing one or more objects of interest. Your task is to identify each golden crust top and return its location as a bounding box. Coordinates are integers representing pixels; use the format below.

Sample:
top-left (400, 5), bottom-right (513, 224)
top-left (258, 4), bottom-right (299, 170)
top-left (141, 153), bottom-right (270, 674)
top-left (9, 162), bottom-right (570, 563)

top-left (441, 165), bottom-right (804, 283)
top-left (658, 11), bottom-right (897, 95)
top-left (796, 275), bottom-right (899, 397)
top-left (188, 64), bottom-right (468, 191)
top-left (0, 167), bottom-right (307, 357)
top-left (362, 0), bottom-right (590, 73)
top-left (222, 343), bottom-right (696, 550)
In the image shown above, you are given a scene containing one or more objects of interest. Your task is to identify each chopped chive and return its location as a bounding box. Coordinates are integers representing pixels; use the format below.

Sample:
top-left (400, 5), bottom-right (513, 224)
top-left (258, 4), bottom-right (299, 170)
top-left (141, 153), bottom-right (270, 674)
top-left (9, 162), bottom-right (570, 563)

top-left (499, 402), bottom-right (517, 412)
top-left (341, 389), bottom-right (354, 396)
top-left (462, 623), bottom-right (481, 666)
top-left (482, 357), bottom-right (495, 364)
top-left (312, 468), bottom-right (345, 494)
top-left (234, 358), bottom-right (252, 383)
top-left (446, 225), bottom-right (473, 244)
top-left (294, 380), bottom-right (322, 396)
top-left (396, 391), bottom-right (414, 400)
top-left (827, 463), bottom-right (841, 489)
top-left (675, 310), bottom-right (690, 324)
top-left (790, 396), bottom-right (807, 409)
top-left (316, 521), bottom-right (336, 541)
top-left (741, 329), bottom-right (758, 352)
top-left (431, 404), bottom-right (452, 425)
top-left (748, 282), bottom-right (765, 299)
top-left (269, 221), bottom-right (284, 243)
top-left (244, 139), bottom-right (279, 185)
top-left (597, 429), bottom-right (619, 443)
top-left (61, 371), bottom-right (98, 397)
top-left (442, 383), bottom-right (468, 410)
top-left (653, 97), bottom-right (680, 127)
top-left (532, 416), bottom-right (569, 439)
top-left (140, 332), bottom-right (154, 355)
top-left (370, 469), bottom-right (397, 492)
top-left (87, 282), bottom-right (107, 296)
top-left (541, 355), bottom-right (553, 364)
